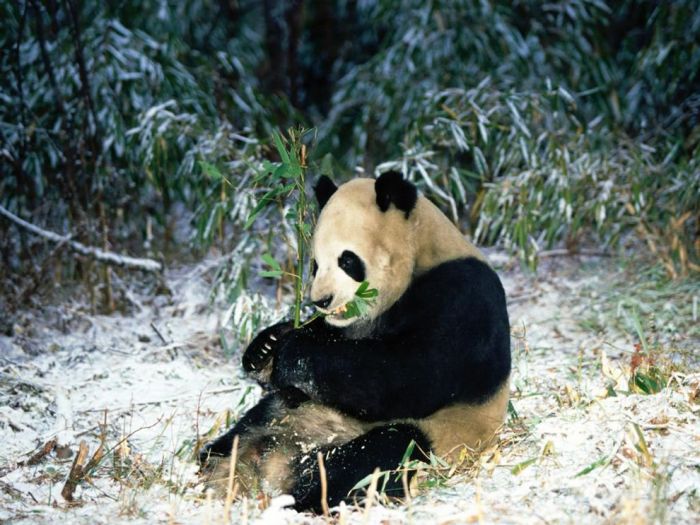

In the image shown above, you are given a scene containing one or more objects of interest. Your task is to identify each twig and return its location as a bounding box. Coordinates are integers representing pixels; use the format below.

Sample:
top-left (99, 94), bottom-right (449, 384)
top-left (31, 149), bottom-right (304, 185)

top-left (0, 204), bottom-right (163, 273)
top-left (538, 248), bottom-right (610, 258)
top-left (507, 291), bottom-right (542, 304)
top-left (150, 322), bottom-right (168, 345)
top-left (61, 440), bottom-right (89, 502)
top-left (223, 435), bottom-right (240, 519)
top-left (317, 451), bottom-right (330, 519)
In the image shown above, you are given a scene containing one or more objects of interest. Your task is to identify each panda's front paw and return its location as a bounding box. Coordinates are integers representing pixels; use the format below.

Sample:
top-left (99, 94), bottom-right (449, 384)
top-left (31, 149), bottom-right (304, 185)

top-left (242, 321), bottom-right (294, 383)
top-left (271, 340), bottom-right (317, 399)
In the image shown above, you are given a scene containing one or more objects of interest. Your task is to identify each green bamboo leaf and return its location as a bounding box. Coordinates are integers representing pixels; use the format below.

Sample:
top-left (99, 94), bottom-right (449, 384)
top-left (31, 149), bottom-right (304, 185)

top-left (574, 456), bottom-right (608, 477)
top-left (350, 472), bottom-right (376, 492)
top-left (261, 160), bottom-right (276, 173)
top-left (261, 253), bottom-right (281, 271)
top-left (272, 130), bottom-right (290, 165)
top-left (359, 288), bottom-right (378, 299)
top-left (511, 457), bottom-right (537, 475)
top-left (343, 302), bottom-right (360, 319)
top-left (356, 281), bottom-right (369, 294)
top-left (199, 160), bottom-right (222, 181)
top-left (244, 185), bottom-right (296, 229)
top-left (507, 400), bottom-right (519, 419)
top-left (400, 440), bottom-right (417, 466)
top-left (273, 164), bottom-right (288, 179)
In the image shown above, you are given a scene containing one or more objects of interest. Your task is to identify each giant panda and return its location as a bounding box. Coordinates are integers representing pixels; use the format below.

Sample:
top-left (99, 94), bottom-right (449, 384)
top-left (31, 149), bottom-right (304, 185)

top-left (199, 171), bottom-right (511, 512)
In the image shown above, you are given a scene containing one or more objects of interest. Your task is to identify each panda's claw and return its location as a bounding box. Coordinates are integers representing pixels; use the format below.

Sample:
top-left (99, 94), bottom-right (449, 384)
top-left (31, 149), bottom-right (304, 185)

top-left (242, 320), bottom-right (295, 379)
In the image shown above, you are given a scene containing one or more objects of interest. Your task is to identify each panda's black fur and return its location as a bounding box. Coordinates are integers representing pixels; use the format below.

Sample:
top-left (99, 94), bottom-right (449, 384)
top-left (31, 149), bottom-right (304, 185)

top-left (199, 172), bottom-right (511, 512)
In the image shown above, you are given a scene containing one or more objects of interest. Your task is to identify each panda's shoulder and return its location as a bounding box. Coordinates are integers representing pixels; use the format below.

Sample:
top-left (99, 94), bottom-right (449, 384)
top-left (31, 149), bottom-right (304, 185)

top-left (417, 256), bottom-right (502, 290)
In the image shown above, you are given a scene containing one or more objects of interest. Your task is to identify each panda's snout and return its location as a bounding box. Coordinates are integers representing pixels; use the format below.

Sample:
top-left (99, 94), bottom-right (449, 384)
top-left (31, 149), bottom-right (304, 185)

top-left (313, 295), bottom-right (333, 310)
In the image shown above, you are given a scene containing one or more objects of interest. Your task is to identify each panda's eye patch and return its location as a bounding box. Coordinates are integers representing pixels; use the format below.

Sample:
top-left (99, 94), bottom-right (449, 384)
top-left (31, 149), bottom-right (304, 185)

top-left (312, 260), bottom-right (318, 277)
top-left (338, 250), bottom-right (365, 282)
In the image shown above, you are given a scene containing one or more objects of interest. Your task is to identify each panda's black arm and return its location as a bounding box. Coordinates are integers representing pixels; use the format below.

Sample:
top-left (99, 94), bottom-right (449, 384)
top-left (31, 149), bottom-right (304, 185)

top-left (271, 258), bottom-right (511, 421)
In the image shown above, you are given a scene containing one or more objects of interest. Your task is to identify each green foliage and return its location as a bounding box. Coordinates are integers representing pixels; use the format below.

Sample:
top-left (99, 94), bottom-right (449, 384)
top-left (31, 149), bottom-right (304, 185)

top-left (2, 0), bottom-right (697, 313)
top-left (318, 0), bottom-right (699, 272)
top-left (0, 0), bottom-right (287, 248)
top-left (245, 128), bottom-right (316, 327)
top-left (343, 281), bottom-right (379, 320)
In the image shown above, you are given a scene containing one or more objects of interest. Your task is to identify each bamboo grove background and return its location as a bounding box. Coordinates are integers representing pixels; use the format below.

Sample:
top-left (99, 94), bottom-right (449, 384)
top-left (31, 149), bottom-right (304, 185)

top-left (1, 0), bottom-right (698, 317)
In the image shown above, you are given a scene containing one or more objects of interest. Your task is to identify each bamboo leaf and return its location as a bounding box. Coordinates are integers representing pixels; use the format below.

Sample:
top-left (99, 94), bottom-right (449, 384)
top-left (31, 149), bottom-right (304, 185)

top-left (511, 457), bottom-right (537, 475)
top-left (574, 456), bottom-right (608, 477)
top-left (199, 160), bottom-right (222, 180)
top-left (272, 130), bottom-right (290, 165)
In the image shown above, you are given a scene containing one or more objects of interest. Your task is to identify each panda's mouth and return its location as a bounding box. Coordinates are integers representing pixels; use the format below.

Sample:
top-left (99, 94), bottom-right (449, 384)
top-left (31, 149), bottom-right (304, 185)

top-left (329, 304), bottom-right (348, 317)
top-left (319, 302), bottom-right (354, 324)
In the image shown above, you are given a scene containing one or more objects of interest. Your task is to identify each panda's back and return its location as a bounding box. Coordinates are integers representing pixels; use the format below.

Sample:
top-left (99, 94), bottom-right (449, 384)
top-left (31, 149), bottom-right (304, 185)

top-left (379, 256), bottom-right (511, 454)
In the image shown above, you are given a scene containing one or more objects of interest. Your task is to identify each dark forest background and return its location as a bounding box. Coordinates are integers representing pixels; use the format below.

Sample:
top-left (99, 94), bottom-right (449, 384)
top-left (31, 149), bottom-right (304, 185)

top-left (1, 0), bottom-right (698, 315)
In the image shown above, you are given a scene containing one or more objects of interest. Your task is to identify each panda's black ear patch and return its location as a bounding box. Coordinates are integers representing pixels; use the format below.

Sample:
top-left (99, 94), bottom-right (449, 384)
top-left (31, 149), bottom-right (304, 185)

top-left (375, 171), bottom-right (417, 218)
top-left (314, 175), bottom-right (337, 210)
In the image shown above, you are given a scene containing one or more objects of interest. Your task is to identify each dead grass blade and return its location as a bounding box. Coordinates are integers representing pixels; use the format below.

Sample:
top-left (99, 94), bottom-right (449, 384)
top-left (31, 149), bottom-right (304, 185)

top-left (222, 435), bottom-right (240, 520)
top-left (317, 451), bottom-right (330, 519)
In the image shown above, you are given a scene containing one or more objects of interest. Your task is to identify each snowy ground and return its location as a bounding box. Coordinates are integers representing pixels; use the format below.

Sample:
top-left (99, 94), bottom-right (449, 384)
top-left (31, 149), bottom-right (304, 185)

top-left (1, 254), bottom-right (698, 524)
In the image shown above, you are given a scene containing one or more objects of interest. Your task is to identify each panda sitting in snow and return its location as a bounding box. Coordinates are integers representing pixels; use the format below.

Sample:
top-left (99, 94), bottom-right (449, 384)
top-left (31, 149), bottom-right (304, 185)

top-left (199, 172), bottom-right (511, 512)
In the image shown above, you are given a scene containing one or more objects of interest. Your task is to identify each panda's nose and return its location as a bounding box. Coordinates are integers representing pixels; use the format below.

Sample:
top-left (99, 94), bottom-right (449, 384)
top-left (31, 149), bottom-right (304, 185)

top-left (313, 295), bottom-right (333, 309)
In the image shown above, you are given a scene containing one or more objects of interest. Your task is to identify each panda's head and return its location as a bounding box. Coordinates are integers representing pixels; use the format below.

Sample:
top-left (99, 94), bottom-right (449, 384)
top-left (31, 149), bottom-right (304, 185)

top-left (310, 172), bottom-right (419, 327)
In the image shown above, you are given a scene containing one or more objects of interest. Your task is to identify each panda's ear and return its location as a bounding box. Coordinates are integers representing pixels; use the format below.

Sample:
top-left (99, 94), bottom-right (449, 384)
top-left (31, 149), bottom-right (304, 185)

top-left (314, 175), bottom-right (337, 210)
top-left (375, 171), bottom-right (417, 218)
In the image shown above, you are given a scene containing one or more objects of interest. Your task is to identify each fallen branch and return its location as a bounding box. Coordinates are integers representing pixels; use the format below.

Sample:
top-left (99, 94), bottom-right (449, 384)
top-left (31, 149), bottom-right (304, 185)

top-left (24, 438), bottom-right (57, 466)
top-left (0, 204), bottom-right (163, 273)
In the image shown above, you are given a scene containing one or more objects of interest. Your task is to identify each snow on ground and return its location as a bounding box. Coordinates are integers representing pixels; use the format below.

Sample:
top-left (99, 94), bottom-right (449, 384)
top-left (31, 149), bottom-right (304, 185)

top-left (1, 255), bottom-right (698, 524)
